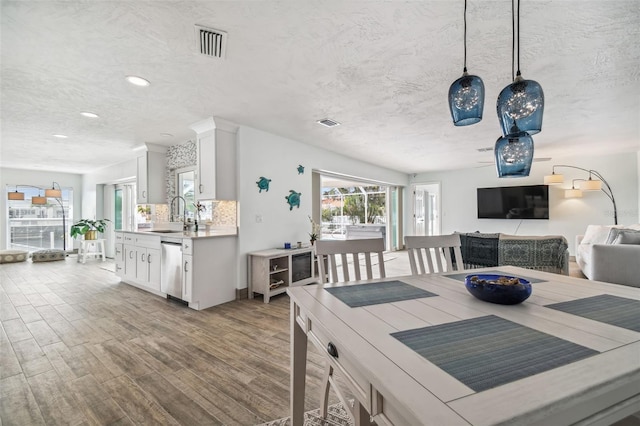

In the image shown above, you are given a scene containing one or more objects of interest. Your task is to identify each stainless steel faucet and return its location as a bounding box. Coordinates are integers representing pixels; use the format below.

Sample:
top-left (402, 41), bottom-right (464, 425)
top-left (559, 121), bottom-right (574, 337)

top-left (169, 195), bottom-right (187, 224)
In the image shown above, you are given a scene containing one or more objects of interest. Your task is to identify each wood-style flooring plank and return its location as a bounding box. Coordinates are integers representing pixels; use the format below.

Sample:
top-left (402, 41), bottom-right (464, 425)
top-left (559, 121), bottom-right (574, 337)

top-left (0, 375), bottom-right (46, 426)
top-left (68, 374), bottom-right (129, 425)
top-left (27, 369), bottom-right (87, 426)
top-left (134, 372), bottom-right (223, 425)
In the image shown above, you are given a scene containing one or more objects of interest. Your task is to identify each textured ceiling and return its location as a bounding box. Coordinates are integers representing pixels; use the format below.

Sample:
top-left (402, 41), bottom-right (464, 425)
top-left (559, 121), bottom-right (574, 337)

top-left (1, 1), bottom-right (639, 175)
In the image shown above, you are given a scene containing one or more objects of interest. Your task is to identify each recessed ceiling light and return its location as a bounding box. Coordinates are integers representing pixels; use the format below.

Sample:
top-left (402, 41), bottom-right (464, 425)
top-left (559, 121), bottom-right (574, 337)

top-left (52, 134), bottom-right (68, 139)
top-left (125, 75), bottom-right (150, 87)
top-left (80, 111), bottom-right (99, 118)
top-left (160, 133), bottom-right (173, 137)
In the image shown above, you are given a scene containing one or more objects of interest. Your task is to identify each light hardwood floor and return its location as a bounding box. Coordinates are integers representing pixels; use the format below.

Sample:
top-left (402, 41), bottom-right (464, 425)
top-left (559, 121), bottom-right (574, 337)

top-left (1, 252), bottom-right (588, 425)
top-left (1, 256), bottom-right (344, 425)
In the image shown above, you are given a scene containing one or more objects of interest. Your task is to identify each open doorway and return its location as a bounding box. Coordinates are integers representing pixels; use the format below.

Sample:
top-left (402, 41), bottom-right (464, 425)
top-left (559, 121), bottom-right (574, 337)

top-left (313, 172), bottom-right (403, 251)
top-left (412, 183), bottom-right (441, 236)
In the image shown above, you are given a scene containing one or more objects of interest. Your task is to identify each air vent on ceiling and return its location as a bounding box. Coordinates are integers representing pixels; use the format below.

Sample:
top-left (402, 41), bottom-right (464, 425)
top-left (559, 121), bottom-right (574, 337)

top-left (195, 25), bottom-right (227, 59)
top-left (317, 118), bottom-right (341, 128)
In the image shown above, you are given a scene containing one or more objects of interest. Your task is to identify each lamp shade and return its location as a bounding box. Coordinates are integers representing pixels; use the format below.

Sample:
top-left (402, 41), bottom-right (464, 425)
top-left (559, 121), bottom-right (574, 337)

top-left (31, 196), bottom-right (47, 205)
top-left (448, 72), bottom-right (485, 126)
top-left (494, 131), bottom-right (534, 178)
top-left (8, 191), bottom-right (25, 200)
top-left (497, 75), bottom-right (544, 137)
top-left (565, 188), bottom-right (583, 198)
top-left (543, 173), bottom-right (564, 185)
top-left (45, 188), bottom-right (62, 198)
top-left (580, 179), bottom-right (602, 191)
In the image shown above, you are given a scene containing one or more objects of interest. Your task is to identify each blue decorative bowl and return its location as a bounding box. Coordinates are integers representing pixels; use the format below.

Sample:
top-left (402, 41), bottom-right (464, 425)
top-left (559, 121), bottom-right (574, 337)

top-left (464, 274), bottom-right (532, 305)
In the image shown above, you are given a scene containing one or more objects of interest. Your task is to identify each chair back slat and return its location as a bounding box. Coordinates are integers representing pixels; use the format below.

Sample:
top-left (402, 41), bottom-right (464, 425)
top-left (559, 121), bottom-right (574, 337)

top-left (405, 234), bottom-right (463, 275)
top-left (315, 238), bottom-right (386, 283)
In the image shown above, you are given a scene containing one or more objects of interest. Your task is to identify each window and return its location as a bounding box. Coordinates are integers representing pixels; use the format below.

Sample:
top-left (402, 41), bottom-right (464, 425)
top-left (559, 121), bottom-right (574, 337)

top-left (6, 186), bottom-right (73, 251)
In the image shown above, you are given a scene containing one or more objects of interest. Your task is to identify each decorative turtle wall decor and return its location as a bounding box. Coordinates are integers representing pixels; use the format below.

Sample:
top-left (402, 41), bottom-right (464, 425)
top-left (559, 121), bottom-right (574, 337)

top-left (297, 165), bottom-right (305, 174)
top-left (256, 177), bottom-right (271, 193)
top-left (285, 190), bottom-right (301, 210)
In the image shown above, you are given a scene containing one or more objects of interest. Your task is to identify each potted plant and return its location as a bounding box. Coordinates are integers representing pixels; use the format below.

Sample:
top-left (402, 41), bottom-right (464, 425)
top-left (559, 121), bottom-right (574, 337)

top-left (70, 218), bottom-right (111, 240)
top-left (308, 215), bottom-right (321, 245)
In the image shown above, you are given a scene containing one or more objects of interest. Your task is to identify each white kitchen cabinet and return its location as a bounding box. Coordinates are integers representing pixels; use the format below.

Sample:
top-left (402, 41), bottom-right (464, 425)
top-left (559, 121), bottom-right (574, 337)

top-left (182, 254), bottom-right (193, 302)
top-left (116, 232), bottom-right (162, 294)
top-left (116, 231), bottom-right (237, 310)
top-left (136, 144), bottom-right (167, 204)
top-left (190, 117), bottom-right (238, 201)
top-left (124, 244), bottom-right (137, 281)
top-left (114, 232), bottom-right (125, 277)
top-left (137, 247), bottom-right (161, 291)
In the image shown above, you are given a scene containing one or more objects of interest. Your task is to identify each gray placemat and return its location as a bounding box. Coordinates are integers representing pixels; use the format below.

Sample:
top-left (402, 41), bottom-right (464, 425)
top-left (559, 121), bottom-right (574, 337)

top-left (444, 270), bottom-right (546, 283)
top-left (391, 315), bottom-right (597, 392)
top-left (325, 280), bottom-right (437, 308)
top-left (546, 294), bottom-right (640, 332)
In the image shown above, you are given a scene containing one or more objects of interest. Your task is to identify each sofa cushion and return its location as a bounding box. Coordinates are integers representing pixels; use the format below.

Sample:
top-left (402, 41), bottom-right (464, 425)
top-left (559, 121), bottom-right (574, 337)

top-left (457, 232), bottom-right (500, 267)
top-left (613, 231), bottom-right (640, 245)
top-left (606, 228), bottom-right (640, 244)
top-left (31, 249), bottom-right (66, 262)
top-left (582, 225), bottom-right (623, 245)
top-left (498, 234), bottom-right (568, 273)
top-left (0, 249), bottom-right (28, 264)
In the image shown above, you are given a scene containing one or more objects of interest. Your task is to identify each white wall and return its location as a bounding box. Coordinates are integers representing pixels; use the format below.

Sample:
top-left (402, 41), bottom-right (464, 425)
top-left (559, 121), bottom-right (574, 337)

top-left (410, 151), bottom-right (639, 254)
top-left (82, 159), bottom-right (137, 220)
top-left (0, 168), bottom-right (83, 250)
top-left (237, 125), bottom-right (409, 289)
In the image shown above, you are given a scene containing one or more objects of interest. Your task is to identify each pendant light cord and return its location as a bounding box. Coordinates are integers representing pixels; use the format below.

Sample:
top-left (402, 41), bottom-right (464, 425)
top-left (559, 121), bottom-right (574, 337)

top-left (511, 0), bottom-right (515, 81)
top-left (517, 0), bottom-right (521, 76)
top-left (463, 0), bottom-right (468, 72)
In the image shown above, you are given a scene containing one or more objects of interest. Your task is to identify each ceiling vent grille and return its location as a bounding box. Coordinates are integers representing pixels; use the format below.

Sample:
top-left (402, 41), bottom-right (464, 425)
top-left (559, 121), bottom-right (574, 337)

top-left (317, 118), bottom-right (341, 128)
top-left (195, 25), bottom-right (227, 59)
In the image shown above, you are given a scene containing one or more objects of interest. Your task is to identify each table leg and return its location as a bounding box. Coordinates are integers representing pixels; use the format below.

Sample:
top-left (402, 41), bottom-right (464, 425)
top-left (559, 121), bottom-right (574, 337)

top-left (290, 301), bottom-right (307, 426)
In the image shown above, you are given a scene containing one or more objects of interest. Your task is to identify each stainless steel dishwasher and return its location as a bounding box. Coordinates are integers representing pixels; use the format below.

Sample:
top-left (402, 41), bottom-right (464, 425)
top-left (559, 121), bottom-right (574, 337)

top-left (161, 241), bottom-right (183, 299)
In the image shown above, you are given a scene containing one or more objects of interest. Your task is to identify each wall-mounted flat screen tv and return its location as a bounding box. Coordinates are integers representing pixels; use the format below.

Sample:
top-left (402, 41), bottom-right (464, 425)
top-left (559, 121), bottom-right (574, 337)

top-left (477, 185), bottom-right (549, 219)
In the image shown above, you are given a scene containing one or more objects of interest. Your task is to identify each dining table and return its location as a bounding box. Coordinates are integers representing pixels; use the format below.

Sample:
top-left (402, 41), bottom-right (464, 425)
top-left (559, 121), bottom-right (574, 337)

top-left (287, 266), bottom-right (640, 425)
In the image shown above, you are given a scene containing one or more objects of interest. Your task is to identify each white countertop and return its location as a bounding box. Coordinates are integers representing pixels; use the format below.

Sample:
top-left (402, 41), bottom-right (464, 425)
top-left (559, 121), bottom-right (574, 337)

top-left (117, 227), bottom-right (238, 239)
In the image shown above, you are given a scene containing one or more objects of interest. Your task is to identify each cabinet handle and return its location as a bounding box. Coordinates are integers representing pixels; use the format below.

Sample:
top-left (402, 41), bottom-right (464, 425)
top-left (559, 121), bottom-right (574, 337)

top-left (129, 251), bottom-right (134, 259)
top-left (147, 254), bottom-right (151, 263)
top-left (141, 253), bottom-right (146, 262)
top-left (199, 184), bottom-right (203, 194)
top-left (327, 342), bottom-right (339, 358)
top-left (184, 261), bottom-right (189, 272)
top-left (142, 190), bottom-right (147, 198)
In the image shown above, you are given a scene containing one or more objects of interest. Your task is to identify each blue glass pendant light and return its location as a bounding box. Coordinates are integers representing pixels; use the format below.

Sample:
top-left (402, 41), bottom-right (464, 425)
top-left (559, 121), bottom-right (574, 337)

top-left (496, 0), bottom-right (544, 137)
top-left (494, 130), bottom-right (534, 177)
top-left (448, 0), bottom-right (484, 126)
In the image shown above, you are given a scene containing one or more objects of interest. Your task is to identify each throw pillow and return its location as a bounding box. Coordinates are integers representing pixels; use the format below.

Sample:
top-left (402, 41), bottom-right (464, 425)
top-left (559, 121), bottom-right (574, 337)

top-left (605, 228), bottom-right (640, 245)
top-left (581, 225), bottom-right (622, 245)
top-left (613, 231), bottom-right (640, 245)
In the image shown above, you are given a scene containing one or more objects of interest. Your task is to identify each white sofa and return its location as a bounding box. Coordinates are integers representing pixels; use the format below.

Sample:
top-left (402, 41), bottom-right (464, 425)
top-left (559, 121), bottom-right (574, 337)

top-left (575, 224), bottom-right (640, 287)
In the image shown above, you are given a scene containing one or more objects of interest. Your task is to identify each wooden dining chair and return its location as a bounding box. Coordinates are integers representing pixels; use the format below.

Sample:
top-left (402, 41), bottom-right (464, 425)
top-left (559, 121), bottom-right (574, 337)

top-left (404, 234), bottom-right (463, 275)
top-left (315, 238), bottom-right (386, 283)
top-left (314, 237), bottom-right (386, 424)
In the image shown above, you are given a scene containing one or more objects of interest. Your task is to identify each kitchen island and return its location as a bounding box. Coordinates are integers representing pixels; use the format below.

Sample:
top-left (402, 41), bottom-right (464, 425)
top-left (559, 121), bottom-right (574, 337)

top-left (114, 227), bottom-right (238, 310)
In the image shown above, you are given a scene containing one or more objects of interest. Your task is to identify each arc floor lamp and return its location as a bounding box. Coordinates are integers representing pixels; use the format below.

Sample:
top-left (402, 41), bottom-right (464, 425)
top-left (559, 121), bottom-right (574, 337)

top-left (544, 165), bottom-right (618, 225)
